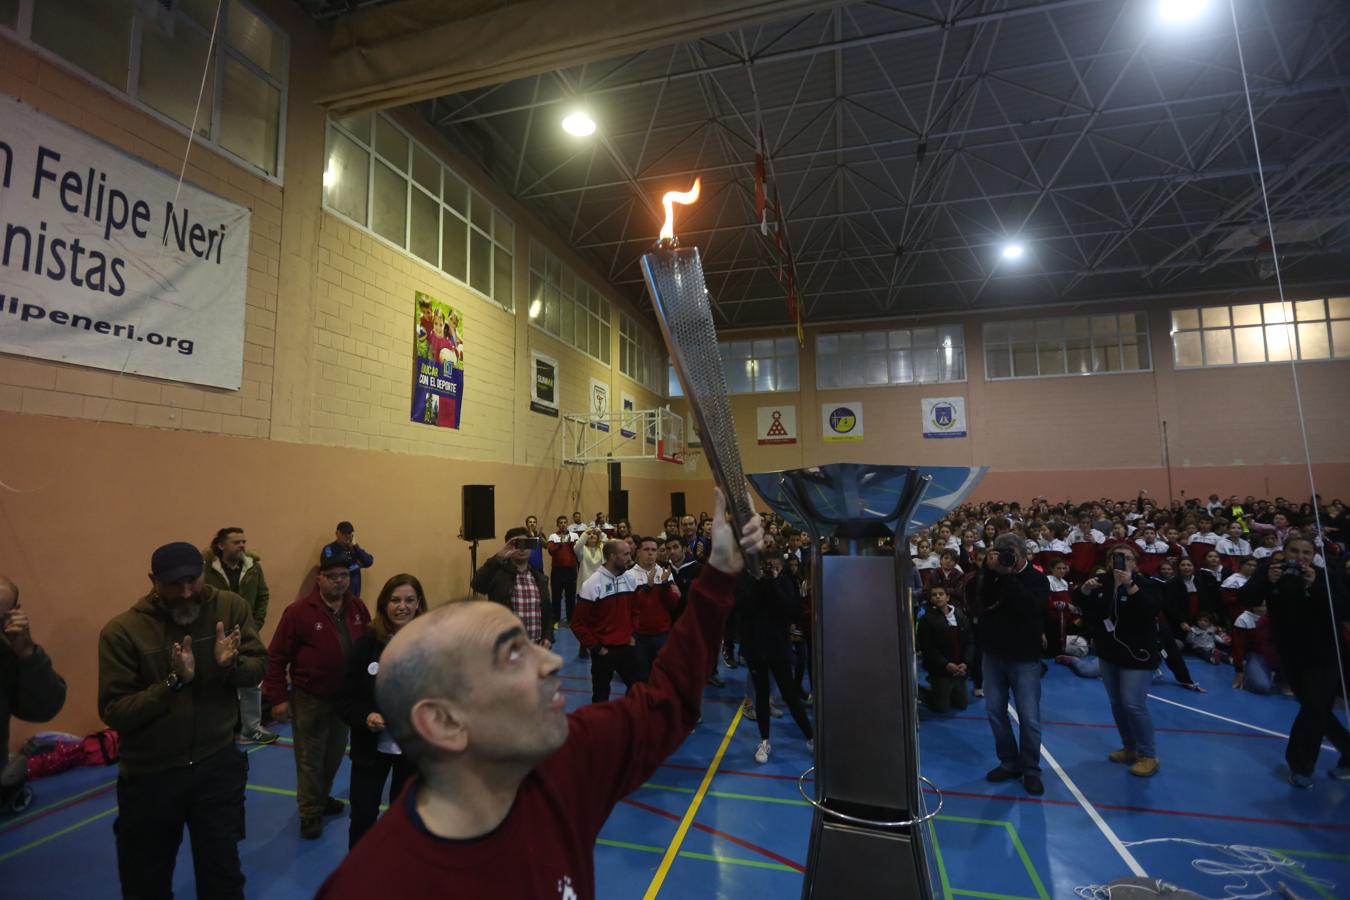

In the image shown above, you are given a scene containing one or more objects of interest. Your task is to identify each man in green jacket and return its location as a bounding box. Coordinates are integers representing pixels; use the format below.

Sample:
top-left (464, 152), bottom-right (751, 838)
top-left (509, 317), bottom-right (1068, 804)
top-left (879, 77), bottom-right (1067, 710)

top-left (99, 542), bottom-right (267, 900)
top-left (204, 526), bottom-right (277, 744)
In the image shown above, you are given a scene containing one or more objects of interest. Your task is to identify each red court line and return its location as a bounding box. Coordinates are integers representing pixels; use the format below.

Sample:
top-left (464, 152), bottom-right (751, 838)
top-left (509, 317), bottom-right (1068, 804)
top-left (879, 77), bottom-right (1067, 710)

top-left (920, 787), bottom-right (1350, 833)
top-left (661, 762), bottom-right (814, 783)
top-left (620, 797), bottom-right (806, 872)
top-left (945, 715), bottom-right (1281, 740)
top-left (0, 782), bottom-right (117, 836)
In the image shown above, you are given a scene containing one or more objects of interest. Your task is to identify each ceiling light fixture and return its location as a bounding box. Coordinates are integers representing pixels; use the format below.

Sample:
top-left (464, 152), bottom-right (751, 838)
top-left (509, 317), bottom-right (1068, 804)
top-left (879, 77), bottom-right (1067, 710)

top-left (1001, 242), bottom-right (1025, 261)
top-left (1157, 0), bottom-right (1207, 23)
top-left (561, 111), bottom-right (596, 136)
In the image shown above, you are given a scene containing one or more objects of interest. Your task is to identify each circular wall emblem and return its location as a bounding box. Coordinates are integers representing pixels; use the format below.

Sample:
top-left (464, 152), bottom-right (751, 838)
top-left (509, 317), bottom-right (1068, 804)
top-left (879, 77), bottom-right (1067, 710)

top-left (828, 407), bottom-right (857, 434)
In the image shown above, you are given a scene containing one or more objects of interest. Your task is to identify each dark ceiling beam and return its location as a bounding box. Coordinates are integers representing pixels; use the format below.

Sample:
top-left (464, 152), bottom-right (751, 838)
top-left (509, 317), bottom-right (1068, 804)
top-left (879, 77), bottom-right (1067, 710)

top-left (568, 156), bottom-right (1348, 250)
top-left (517, 76), bottom-right (1350, 199)
top-left (316, 0), bottom-right (849, 113)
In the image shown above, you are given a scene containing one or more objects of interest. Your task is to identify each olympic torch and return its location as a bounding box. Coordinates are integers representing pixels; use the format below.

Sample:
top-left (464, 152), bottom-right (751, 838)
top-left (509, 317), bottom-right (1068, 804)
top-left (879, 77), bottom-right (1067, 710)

top-left (640, 179), bottom-right (760, 574)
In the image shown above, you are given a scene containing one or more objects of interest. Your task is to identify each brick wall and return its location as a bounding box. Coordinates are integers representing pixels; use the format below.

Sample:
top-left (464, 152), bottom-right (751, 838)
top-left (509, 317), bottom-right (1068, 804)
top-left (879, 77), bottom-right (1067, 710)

top-left (0, 36), bottom-right (279, 438)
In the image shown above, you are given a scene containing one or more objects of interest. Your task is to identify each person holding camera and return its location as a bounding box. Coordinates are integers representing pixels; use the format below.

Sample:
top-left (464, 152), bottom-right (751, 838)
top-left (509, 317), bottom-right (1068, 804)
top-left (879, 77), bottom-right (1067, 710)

top-left (1078, 544), bottom-right (1163, 777)
top-left (976, 533), bottom-right (1051, 795)
top-left (1238, 536), bottom-right (1350, 789)
top-left (471, 527), bottom-right (554, 649)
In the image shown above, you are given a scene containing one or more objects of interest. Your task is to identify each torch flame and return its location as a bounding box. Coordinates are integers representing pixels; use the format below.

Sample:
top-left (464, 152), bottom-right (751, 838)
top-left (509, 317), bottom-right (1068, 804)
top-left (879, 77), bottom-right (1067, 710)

top-left (659, 178), bottom-right (701, 242)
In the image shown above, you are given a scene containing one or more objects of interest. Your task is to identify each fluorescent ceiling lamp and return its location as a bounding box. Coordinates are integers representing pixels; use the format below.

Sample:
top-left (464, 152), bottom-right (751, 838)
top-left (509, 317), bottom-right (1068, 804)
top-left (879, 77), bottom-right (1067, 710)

top-left (1001, 243), bottom-right (1025, 261)
top-left (1157, 0), bottom-right (1207, 23)
top-left (561, 111), bottom-right (596, 136)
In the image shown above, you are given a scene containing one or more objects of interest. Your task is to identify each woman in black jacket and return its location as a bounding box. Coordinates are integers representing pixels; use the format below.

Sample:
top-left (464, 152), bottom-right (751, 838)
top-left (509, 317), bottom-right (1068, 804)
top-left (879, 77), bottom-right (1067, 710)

top-left (735, 558), bottom-right (813, 764)
top-left (334, 573), bottom-right (428, 847)
top-left (1078, 544), bottom-right (1162, 778)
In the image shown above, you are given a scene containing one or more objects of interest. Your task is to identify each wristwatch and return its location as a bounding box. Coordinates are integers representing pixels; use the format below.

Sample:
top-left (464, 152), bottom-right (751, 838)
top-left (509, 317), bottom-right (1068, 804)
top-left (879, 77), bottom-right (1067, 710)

top-left (165, 672), bottom-right (185, 692)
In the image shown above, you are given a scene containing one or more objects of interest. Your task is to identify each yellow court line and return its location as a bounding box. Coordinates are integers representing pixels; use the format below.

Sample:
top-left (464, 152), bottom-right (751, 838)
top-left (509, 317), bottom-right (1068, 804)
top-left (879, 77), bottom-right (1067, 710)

top-left (641, 704), bottom-right (745, 900)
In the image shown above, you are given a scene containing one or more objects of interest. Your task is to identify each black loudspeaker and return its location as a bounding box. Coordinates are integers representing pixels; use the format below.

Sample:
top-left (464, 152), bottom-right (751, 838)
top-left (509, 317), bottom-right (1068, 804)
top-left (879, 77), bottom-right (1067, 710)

top-left (462, 485), bottom-right (495, 541)
top-left (671, 492), bottom-right (686, 518)
top-left (609, 489), bottom-right (629, 525)
top-left (608, 461), bottom-right (622, 492)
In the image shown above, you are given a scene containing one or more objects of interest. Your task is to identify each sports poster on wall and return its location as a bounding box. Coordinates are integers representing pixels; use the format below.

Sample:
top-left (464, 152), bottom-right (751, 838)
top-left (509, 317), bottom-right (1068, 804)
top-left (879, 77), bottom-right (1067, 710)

top-left (620, 392), bottom-right (637, 439)
top-left (589, 377), bottom-right (610, 431)
top-left (821, 402), bottom-right (864, 442)
top-left (0, 96), bottom-right (251, 389)
top-left (757, 406), bottom-right (798, 445)
top-left (921, 397), bottom-right (967, 438)
top-left (529, 350), bottom-right (559, 416)
top-left (411, 291), bottom-right (464, 429)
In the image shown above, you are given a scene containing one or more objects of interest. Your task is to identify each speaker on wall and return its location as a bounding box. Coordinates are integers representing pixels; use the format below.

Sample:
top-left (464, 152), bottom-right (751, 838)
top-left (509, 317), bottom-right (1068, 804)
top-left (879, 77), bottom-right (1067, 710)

top-left (461, 484), bottom-right (496, 541)
top-left (608, 461), bottom-right (622, 492)
top-left (609, 489), bottom-right (629, 525)
top-left (670, 492), bottom-right (686, 518)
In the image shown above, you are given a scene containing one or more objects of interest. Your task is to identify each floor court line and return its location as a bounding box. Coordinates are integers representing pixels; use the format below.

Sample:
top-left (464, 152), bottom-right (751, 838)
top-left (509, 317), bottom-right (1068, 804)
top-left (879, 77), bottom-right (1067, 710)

top-left (943, 714), bottom-right (1283, 740)
top-left (1147, 693), bottom-right (1336, 751)
top-left (620, 797), bottom-right (806, 872)
top-left (1008, 706), bottom-right (1147, 877)
top-left (640, 705), bottom-right (744, 899)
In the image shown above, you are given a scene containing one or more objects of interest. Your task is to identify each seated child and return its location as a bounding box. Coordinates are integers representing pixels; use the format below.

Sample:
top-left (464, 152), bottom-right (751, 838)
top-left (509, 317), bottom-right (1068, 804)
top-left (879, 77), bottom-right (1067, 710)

top-left (1185, 612), bottom-right (1230, 665)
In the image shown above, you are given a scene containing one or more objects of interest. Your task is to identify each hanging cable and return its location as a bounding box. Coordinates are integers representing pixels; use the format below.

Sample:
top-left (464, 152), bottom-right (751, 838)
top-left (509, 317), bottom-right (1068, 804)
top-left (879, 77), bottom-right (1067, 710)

top-left (1227, 0), bottom-right (1349, 716)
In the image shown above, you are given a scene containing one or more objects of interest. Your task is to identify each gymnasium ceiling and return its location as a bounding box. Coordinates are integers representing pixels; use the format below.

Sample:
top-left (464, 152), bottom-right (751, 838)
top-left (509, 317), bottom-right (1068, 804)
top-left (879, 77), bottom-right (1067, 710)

top-left (300, 0), bottom-right (1350, 329)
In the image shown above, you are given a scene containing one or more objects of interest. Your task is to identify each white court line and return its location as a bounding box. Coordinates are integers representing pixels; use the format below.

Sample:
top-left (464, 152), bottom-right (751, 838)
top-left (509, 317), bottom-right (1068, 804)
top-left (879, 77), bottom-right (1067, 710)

top-left (1147, 693), bottom-right (1335, 751)
top-left (1009, 705), bottom-right (1147, 877)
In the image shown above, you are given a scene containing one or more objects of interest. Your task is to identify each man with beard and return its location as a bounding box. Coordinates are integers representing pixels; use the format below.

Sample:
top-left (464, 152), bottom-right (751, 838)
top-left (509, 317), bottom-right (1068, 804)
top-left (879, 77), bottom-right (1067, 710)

top-left (265, 550), bottom-right (373, 838)
top-left (203, 526), bottom-right (276, 744)
top-left (98, 542), bottom-right (266, 899)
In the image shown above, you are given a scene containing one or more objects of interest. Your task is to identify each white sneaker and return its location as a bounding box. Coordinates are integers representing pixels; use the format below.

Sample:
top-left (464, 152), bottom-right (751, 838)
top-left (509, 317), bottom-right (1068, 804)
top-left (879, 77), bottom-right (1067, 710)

top-left (754, 740), bottom-right (771, 764)
top-left (973, 688), bottom-right (984, 698)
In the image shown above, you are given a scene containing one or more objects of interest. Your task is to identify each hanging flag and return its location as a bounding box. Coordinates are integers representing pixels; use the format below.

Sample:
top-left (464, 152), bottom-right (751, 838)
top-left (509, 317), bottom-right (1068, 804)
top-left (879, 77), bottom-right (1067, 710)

top-left (754, 128), bottom-right (768, 236)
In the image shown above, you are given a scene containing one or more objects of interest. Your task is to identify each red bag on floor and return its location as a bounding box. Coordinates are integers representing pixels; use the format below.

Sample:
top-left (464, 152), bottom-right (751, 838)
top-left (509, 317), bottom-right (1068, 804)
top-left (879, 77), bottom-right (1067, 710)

top-left (25, 729), bottom-right (119, 779)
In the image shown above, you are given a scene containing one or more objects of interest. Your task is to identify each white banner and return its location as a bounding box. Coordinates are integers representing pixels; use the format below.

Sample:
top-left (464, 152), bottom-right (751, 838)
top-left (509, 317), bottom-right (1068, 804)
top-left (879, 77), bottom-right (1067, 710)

top-left (822, 401), bottom-right (864, 442)
top-left (0, 97), bottom-right (250, 389)
top-left (589, 376), bottom-right (610, 432)
top-left (756, 405), bottom-right (797, 445)
top-left (922, 397), bottom-right (967, 438)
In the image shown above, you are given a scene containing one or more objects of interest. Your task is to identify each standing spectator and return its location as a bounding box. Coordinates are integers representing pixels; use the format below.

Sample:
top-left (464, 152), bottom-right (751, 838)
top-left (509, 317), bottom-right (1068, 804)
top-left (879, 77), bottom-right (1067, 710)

top-left (1078, 544), bottom-right (1163, 776)
top-left (976, 534), bottom-right (1050, 795)
top-left (546, 516), bottom-right (580, 628)
top-left (1239, 538), bottom-right (1350, 789)
top-left (203, 527), bottom-right (276, 745)
top-left (737, 557), bottom-right (814, 763)
top-left (917, 586), bottom-right (974, 714)
top-left (325, 521), bottom-right (375, 599)
top-left (335, 575), bottom-right (428, 848)
top-left (1, 574), bottom-right (66, 767)
top-left (98, 543), bottom-right (265, 898)
top-left (631, 537), bottom-right (681, 675)
top-left (523, 516), bottom-right (546, 572)
top-left (577, 529), bottom-right (606, 591)
top-left (265, 551), bottom-right (373, 839)
top-left (573, 540), bottom-right (645, 703)
top-left (316, 492), bottom-right (762, 899)
top-left (471, 528), bottom-right (554, 649)
top-left (568, 511), bottom-right (587, 534)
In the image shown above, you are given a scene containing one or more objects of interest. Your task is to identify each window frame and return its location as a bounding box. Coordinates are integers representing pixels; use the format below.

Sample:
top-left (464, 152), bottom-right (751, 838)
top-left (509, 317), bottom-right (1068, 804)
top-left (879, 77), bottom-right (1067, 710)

top-left (816, 325), bottom-right (966, 389)
top-left (1169, 298), bottom-right (1350, 370)
top-left (527, 239), bottom-right (610, 364)
top-left (324, 112), bottom-right (516, 313)
top-left (618, 310), bottom-right (666, 395)
top-left (982, 312), bottom-right (1152, 381)
top-left (2, 0), bottom-right (290, 183)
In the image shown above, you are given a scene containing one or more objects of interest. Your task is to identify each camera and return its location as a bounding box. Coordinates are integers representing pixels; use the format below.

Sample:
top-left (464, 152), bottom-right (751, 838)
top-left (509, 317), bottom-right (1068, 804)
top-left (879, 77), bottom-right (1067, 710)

top-left (1278, 559), bottom-right (1304, 580)
top-left (512, 536), bottom-right (542, 550)
top-left (996, 548), bottom-right (1016, 568)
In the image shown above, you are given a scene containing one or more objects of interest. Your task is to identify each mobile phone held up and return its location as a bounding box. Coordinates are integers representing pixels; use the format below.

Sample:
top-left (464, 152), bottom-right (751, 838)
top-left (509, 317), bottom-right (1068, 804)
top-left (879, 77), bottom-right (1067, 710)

top-left (513, 537), bottom-right (542, 550)
top-left (1113, 552), bottom-right (1127, 572)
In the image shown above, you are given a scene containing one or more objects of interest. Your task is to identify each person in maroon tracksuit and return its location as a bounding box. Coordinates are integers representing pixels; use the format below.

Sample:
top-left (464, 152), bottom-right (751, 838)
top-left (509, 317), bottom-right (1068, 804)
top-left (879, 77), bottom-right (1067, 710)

top-left (318, 491), bottom-right (764, 899)
top-left (264, 551), bottom-right (372, 839)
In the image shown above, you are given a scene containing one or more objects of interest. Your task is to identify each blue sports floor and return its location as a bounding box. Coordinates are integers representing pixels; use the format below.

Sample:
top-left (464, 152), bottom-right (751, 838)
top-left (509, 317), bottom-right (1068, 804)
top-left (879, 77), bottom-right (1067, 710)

top-left (4, 626), bottom-right (1347, 899)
